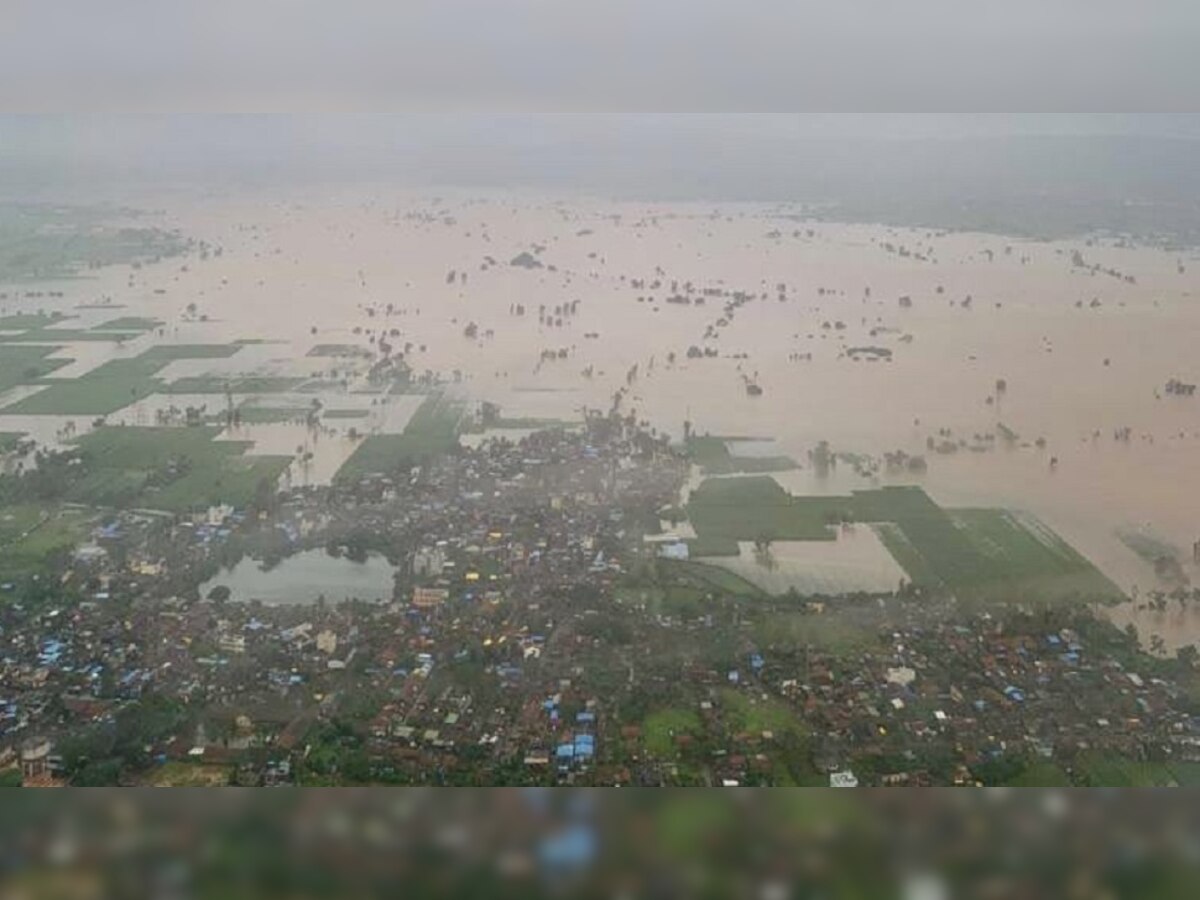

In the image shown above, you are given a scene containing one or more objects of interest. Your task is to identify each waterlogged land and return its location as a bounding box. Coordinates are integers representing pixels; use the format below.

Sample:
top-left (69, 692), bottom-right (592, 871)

top-left (1, 191), bottom-right (1199, 650)
top-left (335, 391), bottom-right (466, 482)
top-left (1, 358), bottom-right (1199, 786)
top-left (682, 476), bottom-right (1121, 603)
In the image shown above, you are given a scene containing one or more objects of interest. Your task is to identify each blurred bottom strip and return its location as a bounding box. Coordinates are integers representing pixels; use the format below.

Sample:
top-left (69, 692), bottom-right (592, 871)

top-left (0, 789), bottom-right (1197, 899)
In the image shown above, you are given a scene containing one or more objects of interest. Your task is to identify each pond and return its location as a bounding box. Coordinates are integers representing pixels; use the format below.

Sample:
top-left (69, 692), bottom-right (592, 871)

top-left (200, 548), bottom-right (397, 606)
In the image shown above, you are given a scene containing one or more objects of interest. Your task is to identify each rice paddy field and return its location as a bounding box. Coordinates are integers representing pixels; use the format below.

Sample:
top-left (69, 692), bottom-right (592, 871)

top-left (0, 344), bottom-right (247, 415)
top-left (685, 436), bottom-right (798, 475)
top-left (66, 426), bottom-right (291, 512)
top-left (0, 344), bottom-right (72, 393)
top-left (686, 476), bottom-right (1122, 602)
top-left (334, 391), bottom-right (466, 481)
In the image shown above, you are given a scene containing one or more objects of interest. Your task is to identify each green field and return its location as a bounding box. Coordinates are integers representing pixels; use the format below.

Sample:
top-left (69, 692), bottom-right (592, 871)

top-left (335, 392), bottom-right (464, 480)
top-left (753, 608), bottom-right (883, 655)
top-left (1073, 753), bottom-right (1186, 787)
top-left (685, 477), bottom-right (1120, 602)
top-left (67, 426), bottom-right (291, 511)
top-left (1002, 760), bottom-right (1073, 787)
top-left (4, 356), bottom-right (167, 414)
top-left (140, 344), bottom-right (242, 361)
top-left (163, 374), bottom-right (306, 394)
top-left (1, 345), bottom-right (251, 415)
top-left (658, 559), bottom-right (768, 599)
top-left (0, 345), bottom-right (71, 393)
top-left (0, 504), bottom-right (92, 580)
top-left (947, 508), bottom-right (1120, 601)
top-left (92, 317), bottom-right (162, 332)
top-left (686, 436), bottom-right (798, 475)
top-left (323, 408), bottom-right (370, 419)
top-left (0, 312), bottom-right (70, 329)
top-left (0, 203), bottom-right (188, 282)
top-left (643, 708), bottom-right (702, 758)
top-left (0, 311), bottom-right (144, 343)
top-left (0, 327), bottom-right (140, 343)
top-left (719, 688), bottom-right (805, 737)
top-left (143, 762), bottom-right (231, 787)
top-left (686, 476), bottom-right (849, 555)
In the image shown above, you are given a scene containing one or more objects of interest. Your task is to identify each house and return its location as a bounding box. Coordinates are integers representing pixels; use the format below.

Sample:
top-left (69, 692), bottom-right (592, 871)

top-left (829, 770), bottom-right (859, 788)
top-left (316, 630), bottom-right (338, 655)
top-left (412, 587), bottom-right (449, 608)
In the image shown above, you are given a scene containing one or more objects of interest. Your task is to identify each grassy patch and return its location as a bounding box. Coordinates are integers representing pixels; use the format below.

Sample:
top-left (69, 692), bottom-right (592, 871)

top-left (0, 328), bottom-right (140, 343)
top-left (2, 345), bottom-right (248, 415)
top-left (335, 391), bottom-right (464, 480)
top-left (660, 559), bottom-right (768, 599)
top-left (686, 476), bottom-right (845, 553)
top-left (164, 374), bottom-right (305, 394)
top-left (643, 708), bottom-right (702, 758)
top-left (68, 426), bottom-right (290, 511)
top-left (1074, 753), bottom-right (1179, 787)
top-left (4, 356), bottom-right (167, 414)
top-left (144, 762), bottom-right (231, 787)
top-left (1165, 763), bottom-right (1200, 786)
top-left (323, 409), bottom-right (370, 419)
top-left (1003, 761), bottom-right (1072, 786)
top-left (686, 436), bottom-right (797, 475)
top-left (0, 345), bottom-right (71, 393)
top-left (93, 317), bottom-right (162, 332)
top-left (949, 509), bottom-right (1122, 602)
top-left (140, 344), bottom-right (242, 361)
top-left (720, 688), bottom-right (804, 737)
top-left (0, 505), bottom-right (92, 580)
top-left (753, 609), bottom-right (882, 655)
top-left (0, 312), bottom-right (70, 329)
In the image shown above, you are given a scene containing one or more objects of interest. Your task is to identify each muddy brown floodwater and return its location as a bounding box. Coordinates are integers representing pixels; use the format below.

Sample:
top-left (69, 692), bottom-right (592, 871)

top-left (4, 186), bottom-right (1200, 647)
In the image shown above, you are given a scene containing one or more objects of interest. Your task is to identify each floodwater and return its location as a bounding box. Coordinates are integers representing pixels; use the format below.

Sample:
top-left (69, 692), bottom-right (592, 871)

top-left (5, 186), bottom-right (1200, 646)
top-left (199, 549), bottom-right (397, 606)
top-left (702, 527), bottom-right (907, 595)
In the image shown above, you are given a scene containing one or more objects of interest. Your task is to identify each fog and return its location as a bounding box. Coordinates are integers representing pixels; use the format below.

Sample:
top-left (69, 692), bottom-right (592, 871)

top-left (6, 115), bottom-right (1200, 241)
top-left (3, 2), bottom-right (1199, 108)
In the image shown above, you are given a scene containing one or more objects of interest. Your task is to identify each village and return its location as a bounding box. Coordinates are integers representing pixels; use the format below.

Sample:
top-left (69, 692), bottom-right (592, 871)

top-left (3, 403), bottom-right (1200, 788)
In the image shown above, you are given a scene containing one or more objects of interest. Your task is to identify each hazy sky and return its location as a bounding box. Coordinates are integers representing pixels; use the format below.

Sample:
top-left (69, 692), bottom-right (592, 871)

top-left (3, 0), bottom-right (1198, 229)
top-left (5, 114), bottom-right (1200, 166)
top-left (2, 2), bottom-right (1198, 111)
